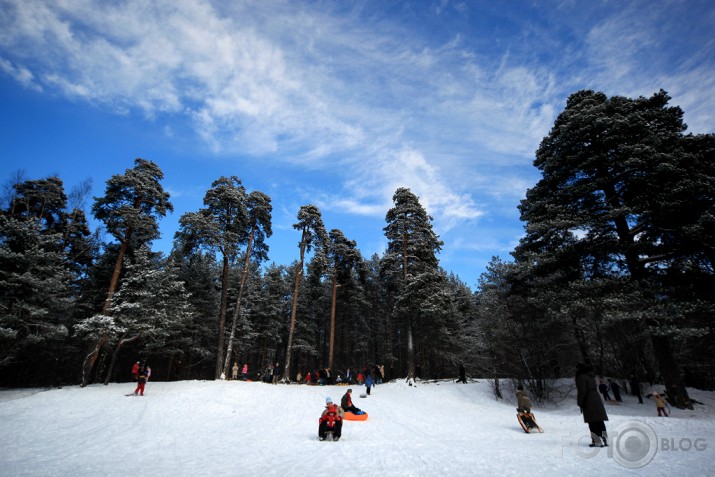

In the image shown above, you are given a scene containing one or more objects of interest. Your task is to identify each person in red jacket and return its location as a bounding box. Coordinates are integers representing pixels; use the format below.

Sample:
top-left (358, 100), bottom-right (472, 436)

top-left (318, 397), bottom-right (344, 441)
top-left (131, 361), bottom-right (140, 381)
top-left (134, 366), bottom-right (148, 396)
top-left (341, 389), bottom-right (363, 414)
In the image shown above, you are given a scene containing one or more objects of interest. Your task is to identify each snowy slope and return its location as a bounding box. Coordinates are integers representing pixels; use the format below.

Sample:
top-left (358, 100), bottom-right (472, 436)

top-left (0, 379), bottom-right (713, 476)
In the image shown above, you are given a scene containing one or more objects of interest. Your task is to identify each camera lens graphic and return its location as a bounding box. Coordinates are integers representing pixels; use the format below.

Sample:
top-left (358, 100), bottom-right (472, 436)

top-left (613, 421), bottom-right (657, 469)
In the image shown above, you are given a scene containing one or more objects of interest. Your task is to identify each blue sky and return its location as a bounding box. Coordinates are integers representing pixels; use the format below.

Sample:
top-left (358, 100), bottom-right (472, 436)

top-left (1, 0), bottom-right (714, 288)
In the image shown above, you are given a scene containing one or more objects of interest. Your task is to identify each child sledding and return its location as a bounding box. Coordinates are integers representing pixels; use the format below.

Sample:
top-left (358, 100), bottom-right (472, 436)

top-left (516, 385), bottom-right (543, 433)
top-left (318, 397), bottom-right (344, 441)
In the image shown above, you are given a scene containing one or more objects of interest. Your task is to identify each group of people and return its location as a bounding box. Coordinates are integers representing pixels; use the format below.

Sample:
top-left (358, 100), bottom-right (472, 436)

top-left (298, 365), bottom-right (385, 388)
top-left (231, 362), bottom-right (249, 381)
top-left (597, 377), bottom-right (623, 403)
top-left (318, 388), bottom-right (365, 440)
top-left (575, 363), bottom-right (672, 448)
top-left (130, 361), bottom-right (151, 396)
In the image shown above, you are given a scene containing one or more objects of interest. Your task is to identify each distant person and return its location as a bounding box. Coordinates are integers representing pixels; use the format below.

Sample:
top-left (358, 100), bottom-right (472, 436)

top-left (516, 385), bottom-right (531, 413)
top-left (242, 363), bottom-right (248, 381)
top-left (146, 366), bottom-right (151, 381)
top-left (272, 363), bottom-right (280, 384)
top-left (131, 361), bottom-right (140, 381)
top-left (365, 374), bottom-right (374, 395)
top-left (318, 397), bottom-right (343, 441)
top-left (629, 373), bottom-right (643, 404)
top-left (341, 389), bottom-right (363, 414)
top-left (576, 363), bottom-right (608, 447)
top-left (608, 380), bottom-right (622, 402)
top-left (652, 392), bottom-right (669, 417)
top-left (134, 365), bottom-right (148, 396)
top-left (456, 363), bottom-right (467, 384)
top-left (598, 378), bottom-right (612, 402)
top-left (232, 362), bottom-right (239, 380)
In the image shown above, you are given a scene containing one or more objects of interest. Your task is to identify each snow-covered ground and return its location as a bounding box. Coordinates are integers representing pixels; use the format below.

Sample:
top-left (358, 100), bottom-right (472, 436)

top-left (1, 378), bottom-right (713, 476)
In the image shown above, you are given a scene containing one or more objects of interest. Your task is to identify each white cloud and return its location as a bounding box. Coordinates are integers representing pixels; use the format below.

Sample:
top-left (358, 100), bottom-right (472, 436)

top-left (1, 0), bottom-right (712, 258)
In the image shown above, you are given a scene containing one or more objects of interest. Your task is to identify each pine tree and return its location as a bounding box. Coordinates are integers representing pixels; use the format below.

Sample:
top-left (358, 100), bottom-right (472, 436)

top-left (382, 188), bottom-right (443, 379)
top-left (100, 249), bottom-right (195, 384)
top-left (176, 176), bottom-right (248, 379)
top-left (325, 229), bottom-right (362, 370)
top-left (517, 90), bottom-right (713, 408)
top-left (83, 159), bottom-right (172, 386)
top-left (283, 205), bottom-right (327, 381)
top-left (222, 190), bottom-right (272, 378)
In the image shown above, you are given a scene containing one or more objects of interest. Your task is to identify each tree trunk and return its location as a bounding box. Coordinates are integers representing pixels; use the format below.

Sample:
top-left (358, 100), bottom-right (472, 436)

top-left (328, 274), bottom-right (338, 370)
top-left (104, 332), bottom-right (142, 385)
top-left (215, 252), bottom-right (230, 379)
top-left (283, 237), bottom-right (307, 382)
top-left (571, 314), bottom-right (592, 367)
top-left (650, 334), bottom-right (693, 409)
top-left (222, 230), bottom-right (255, 378)
top-left (406, 317), bottom-right (416, 380)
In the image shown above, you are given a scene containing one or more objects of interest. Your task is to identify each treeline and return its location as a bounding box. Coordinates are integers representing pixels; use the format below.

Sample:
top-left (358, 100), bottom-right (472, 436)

top-left (1, 90), bottom-right (713, 408)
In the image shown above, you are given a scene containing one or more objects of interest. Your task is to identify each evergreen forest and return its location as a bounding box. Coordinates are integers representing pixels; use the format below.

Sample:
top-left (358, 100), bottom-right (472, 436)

top-left (1, 90), bottom-right (713, 409)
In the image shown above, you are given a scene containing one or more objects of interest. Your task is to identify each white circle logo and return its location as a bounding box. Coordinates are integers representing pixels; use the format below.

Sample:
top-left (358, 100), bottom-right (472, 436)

top-left (613, 421), bottom-right (658, 469)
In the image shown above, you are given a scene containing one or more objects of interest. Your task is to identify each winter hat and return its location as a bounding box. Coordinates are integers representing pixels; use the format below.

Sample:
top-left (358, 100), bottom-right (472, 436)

top-left (347, 388), bottom-right (352, 393)
top-left (326, 397), bottom-right (333, 404)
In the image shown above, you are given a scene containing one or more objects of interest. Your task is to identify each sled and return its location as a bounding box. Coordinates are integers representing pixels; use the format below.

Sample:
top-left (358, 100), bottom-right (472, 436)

top-left (320, 431), bottom-right (340, 441)
top-left (344, 411), bottom-right (368, 421)
top-left (359, 393), bottom-right (368, 398)
top-left (517, 412), bottom-right (543, 433)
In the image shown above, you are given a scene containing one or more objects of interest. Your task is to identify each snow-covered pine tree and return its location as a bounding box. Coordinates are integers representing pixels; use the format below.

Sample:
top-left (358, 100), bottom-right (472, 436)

top-left (175, 176), bottom-right (248, 380)
top-left (83, 159), bottom-right (172, 386)
top-left (99, 248), bottom-right (196, 384)
top-left (325, 229), bottom-right (362, 370)
top-left (222, 190), bottom-right (272, 379)
top-left (516, 90), bottom-right (715, 408)
top-left (382, 188), bottom-right (443, 380)
top-left (283, 205), bottom-right (327, 382)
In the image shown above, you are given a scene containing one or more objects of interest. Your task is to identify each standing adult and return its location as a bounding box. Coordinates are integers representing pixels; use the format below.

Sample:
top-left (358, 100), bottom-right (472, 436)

top-left (629, 373), bottom-right (644, 404)
top-left (608, 379), bottom-right (622, 402)
top-left (598, 378), bottom-right (612, 402)
top-left (576, 363), bottom-right (608, 447)
top-left (365, 373), bottom-right (374, 395)
top-left (456, 363), bottom-right (467, 384)
top-left (272, 363), bottom-right (280, 384)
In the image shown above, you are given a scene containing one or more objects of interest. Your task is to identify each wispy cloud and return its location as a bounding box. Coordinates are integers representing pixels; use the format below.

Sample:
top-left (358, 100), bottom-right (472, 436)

top-left (1, 0), bottom-right (712, 281)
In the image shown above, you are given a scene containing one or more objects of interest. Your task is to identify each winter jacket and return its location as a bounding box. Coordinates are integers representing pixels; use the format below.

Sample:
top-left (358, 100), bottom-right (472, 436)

top-left (653, 394), bottom-right (667, 408)
top-left (576, 368), bottom-right (608, 423)
top-left (320, 404), bottom-right (345, 424)
top-left (137, 368), bottom-right (148, 384)
top-left (516, 389), bottom-right (532, 412)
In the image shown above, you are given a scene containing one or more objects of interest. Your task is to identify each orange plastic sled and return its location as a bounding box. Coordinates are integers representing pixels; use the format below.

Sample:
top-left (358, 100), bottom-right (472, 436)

top-left (344, 411), bottom-right (368, 421)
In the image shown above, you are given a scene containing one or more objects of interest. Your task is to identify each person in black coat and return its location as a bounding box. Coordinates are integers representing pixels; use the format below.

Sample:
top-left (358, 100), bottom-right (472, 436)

top-left (608, 379), bottom-right (622, 402)
top-left (456, 363), bottom-right (467, 384)
top-left (576, 363), bottom-right (608, 447)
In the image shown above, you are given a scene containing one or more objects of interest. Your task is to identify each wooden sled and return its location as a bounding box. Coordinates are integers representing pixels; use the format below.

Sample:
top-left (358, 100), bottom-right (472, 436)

top-left (344, 411), bottom-right (368, 421)
top-left (517, 412), bottom-right (543, 433)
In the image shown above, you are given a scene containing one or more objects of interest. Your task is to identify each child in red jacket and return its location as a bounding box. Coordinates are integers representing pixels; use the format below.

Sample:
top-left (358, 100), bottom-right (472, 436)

top-left (318, 397), bottom-right (343, 440)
